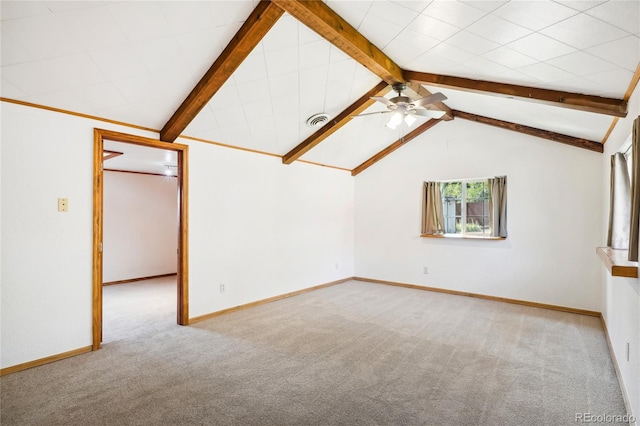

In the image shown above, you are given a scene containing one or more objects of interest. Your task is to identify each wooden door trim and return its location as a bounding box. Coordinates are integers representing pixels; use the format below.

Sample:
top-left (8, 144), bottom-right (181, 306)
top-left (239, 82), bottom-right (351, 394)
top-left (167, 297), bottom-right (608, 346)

top-left (92, 129), bottom-right (189, 350)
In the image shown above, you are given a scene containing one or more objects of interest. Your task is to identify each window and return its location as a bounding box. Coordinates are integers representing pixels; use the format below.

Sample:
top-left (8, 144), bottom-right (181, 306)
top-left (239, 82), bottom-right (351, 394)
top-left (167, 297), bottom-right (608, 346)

top-left (442, 180), bottom-right (490, 237)
top-left (421, 176), bottom-right (507, 239)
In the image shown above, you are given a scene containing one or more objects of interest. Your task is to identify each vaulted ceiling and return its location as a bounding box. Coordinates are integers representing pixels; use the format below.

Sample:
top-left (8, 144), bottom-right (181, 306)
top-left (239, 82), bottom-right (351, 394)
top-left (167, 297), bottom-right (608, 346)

top-left (2, 1), bottom-right (639, 175)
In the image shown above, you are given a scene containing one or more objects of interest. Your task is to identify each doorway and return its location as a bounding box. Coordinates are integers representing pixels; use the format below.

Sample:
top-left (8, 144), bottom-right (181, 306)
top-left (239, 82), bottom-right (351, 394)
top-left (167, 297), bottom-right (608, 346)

top-left (92, 129), bottom-right (189, 350)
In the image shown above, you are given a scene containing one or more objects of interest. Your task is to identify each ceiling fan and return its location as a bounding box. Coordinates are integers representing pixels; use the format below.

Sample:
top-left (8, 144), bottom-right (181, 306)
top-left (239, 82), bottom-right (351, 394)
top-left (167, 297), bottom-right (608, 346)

top-left (355, 83), bottom-right (447, 129)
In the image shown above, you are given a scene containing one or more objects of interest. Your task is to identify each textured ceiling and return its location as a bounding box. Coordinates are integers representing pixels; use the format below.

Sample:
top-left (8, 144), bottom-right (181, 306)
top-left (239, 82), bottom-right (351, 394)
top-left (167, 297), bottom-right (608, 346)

top-left (1, 1), bottom-right (639, 174)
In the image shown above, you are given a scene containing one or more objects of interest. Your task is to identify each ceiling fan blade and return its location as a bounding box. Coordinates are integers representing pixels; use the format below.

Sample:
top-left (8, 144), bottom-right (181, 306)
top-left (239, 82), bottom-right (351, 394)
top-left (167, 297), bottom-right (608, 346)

top-left (412, 92), bottom-right (447, 108)
top-left (352, 110), bottom-right (392, 118)
top-left (413, 109), bottom-right (446, 119)
top-left (371, 96), bottom-right (395, 107)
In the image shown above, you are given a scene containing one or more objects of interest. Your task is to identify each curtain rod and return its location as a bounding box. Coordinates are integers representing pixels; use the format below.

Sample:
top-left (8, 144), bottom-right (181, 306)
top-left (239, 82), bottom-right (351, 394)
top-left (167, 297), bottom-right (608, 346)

top-left (437, 176), bottom-right (503, 183)
top-left (620, 133), bottom-right (632, 155)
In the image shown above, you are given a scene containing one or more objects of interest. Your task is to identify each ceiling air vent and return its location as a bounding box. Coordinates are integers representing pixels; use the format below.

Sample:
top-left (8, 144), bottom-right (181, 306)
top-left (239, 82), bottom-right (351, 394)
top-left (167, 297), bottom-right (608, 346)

top-left (306, 113), bottom-right (330, 128)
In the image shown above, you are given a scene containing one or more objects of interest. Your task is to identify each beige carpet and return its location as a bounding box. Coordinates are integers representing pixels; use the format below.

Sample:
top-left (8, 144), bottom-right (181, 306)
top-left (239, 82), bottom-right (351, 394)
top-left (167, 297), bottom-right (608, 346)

top-left (0, 279), bottom-right (627, 425)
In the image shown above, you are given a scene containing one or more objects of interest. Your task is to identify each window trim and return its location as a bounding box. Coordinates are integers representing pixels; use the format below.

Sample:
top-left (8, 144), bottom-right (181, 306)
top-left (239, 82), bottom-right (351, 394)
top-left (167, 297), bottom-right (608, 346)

top-left (420, 233), bottom-right (505, 240)
top-left (421, 176), bottom-right (507, 241)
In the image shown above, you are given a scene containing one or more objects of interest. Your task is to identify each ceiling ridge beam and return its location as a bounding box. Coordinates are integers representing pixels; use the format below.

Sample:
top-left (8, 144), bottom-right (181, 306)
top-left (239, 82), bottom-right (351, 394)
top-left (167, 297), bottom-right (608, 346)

top-left (282, 81), bottom-right (390, 165)
top-left (405, 70), bottom-right (627, 118)
top-left (272, 0), bottom-right (404, 85)
top-left (160, 1), bottom-right (284, 142)
top-left (351, 119), bottom-right (442, 176)
top-left (453, 110), bottom-right (603, 153)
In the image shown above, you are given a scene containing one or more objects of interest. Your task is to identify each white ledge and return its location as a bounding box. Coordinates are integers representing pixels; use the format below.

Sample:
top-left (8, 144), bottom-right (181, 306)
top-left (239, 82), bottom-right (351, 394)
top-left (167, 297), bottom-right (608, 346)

top-left (420, 233), bottom-right (506, 240)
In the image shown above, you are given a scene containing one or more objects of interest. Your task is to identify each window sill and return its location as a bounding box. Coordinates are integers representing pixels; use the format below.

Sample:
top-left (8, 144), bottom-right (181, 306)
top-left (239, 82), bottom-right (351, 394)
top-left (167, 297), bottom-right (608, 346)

top-left (421, 233), bottom-right (506, 240)
top-left (596, 247), bottom-right (638, 278)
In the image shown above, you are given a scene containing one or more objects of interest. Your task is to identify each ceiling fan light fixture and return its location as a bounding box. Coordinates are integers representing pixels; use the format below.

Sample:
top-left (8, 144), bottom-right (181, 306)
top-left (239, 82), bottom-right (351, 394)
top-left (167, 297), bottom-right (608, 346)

top-left (386, 111), bottom-right (403, 130)
top-left (165, 165), bottom-right (177, 176)
top-left (404, 113), bottom-right (417, 127)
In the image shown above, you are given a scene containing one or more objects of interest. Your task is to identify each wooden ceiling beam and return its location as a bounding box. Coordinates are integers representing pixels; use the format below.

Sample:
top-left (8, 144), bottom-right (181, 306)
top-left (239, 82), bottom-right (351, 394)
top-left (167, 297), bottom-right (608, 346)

top-left (271, 0), bottom-right (404, 85)
top-left (351, 119), bottom-right (442, 176)
top-left (453, 110), bottom-right (603, 153)
top-left (160, 1), bottom-right (284, 142)
top-left (282, 81), bottom-right (390, 164)
top-left (405, 70), bottom-right (627, 118)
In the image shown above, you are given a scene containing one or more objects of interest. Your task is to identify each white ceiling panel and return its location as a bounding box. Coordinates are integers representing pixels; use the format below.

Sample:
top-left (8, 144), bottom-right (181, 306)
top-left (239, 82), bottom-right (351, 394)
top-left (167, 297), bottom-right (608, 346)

top-left (22, 90), bottom-right (89, 114)
top-left (583, 68), bottom-right (635, 98)
top-left (428, 84), bottom-right (613, 142)
top-left (44, 53), bottom-right (108, 88)
top-left (0, 76), bottom-right (24, 98)
top-left (466, 14), bottom-right (532, 45)
top-left (407, 13), bottom-right (460, 41)
top-left (1, 1), bottom-right (52, 20)
top-left (540, 13), bottom-right (630, 50)
top-left (586, 35), bottom-right (640, 73)
top-left (300, 103), bottom-right (404, 170)
top-left (492, 1), bottom-right (579, 31)
top-left (160, 1), bottom-right (218, 35)
top-left (554, 1), bottom-right (607, 13)
top-left (369, 1), bottom-right (421, 28)
top-left (422, 0), bottom-right (487, 28)
top-left (546, 51), bottom-right (619, 77)
top-left (382, 28), bottom-right (440, 65)
top-left (2, 60), bottom-right (69, 95)
top-left (106, 2), bottom-right (174, 43)
top-left (482, 46), bottom-right (538, 69)
top-left (586, 0), bottom-right (640, 35)
top-left (445, 31), bottom-right (500, 55)
top-left (1, 13), bottom-right (81, 61)
top-left (56, 5), bottom-right (128, 51)
top-left (460, 56), bottom-right (510, 78)
top-left (184, 13), bottom-right (381, 157)
top-left (87, 45), bottom-right (149, 81)
top-left (325, 1), bottom-right (374, 29)
top-left (517, 62), bottom-right (576, 83)
top-left (506, 33), bottom-right (576, 62)
top-left (43, 1), bottom-right (107, 14)
top-left (2, 0), bottom-right (638, 172)
top-left (112, 74), bottom-right (162, 104)
top-left (359, 13), bottom-right (405, 48)
top-left (459, 1), bottom-right (508, 14)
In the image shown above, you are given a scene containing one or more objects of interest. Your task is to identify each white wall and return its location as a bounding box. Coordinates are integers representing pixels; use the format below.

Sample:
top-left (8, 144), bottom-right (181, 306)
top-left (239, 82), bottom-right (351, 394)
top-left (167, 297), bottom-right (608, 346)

top-left (0, 101), bottom-right (354, 369)
top-left (600, 87), bottom-right (640, 421)
top-left (2, 103), bottom-right (104, 368)
top-left (103, 171), bottom-right (178, 282)
top-left (354, 118), bottom-right (604, 311)
top-left (180, 139), bottom-right (354, 318)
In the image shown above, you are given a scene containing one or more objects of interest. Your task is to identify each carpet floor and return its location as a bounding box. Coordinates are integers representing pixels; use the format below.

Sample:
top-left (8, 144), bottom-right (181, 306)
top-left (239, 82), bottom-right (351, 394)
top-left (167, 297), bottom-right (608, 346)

top-left (0, 278), bottom-right (627, 425)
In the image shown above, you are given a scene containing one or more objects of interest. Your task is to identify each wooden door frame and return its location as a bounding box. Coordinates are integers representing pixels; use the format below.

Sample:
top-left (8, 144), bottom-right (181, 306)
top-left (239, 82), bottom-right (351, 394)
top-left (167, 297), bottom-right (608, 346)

top-left (92, 128), bottom-right (189, 350)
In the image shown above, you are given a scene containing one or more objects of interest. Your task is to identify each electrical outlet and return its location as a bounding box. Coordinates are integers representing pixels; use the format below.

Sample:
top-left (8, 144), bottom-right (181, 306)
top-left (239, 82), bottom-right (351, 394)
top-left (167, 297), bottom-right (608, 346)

top-left (219, 283), bottom-right (225, 293)
top-left (423, 267), bottom-right (429, 274)
top-left (627, 342), bottom-right (630, 362)
top-left (58, 198), bottom-right (68, 212)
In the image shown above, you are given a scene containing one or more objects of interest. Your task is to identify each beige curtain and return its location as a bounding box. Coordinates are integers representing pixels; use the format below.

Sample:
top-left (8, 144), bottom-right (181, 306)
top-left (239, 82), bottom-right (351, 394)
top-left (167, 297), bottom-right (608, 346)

top-left (488, 176), bottom-right (507, 238)
top-left (422, 181), bottom-right (444, 235)
top-left (629, 116), bottom-right (640, 261)
top-left (607, 153), bottom-right (630, 249)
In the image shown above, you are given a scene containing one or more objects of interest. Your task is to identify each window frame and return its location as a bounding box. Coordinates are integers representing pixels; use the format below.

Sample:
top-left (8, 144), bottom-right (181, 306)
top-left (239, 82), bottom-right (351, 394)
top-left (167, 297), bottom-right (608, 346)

top-left (421, 176), bottom-right (506, 241)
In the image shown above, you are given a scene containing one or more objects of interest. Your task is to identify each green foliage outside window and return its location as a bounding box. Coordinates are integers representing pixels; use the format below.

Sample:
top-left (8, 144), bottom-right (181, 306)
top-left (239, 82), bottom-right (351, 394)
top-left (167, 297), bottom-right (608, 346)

top-left (441, 182), bottom-right (488, 200)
